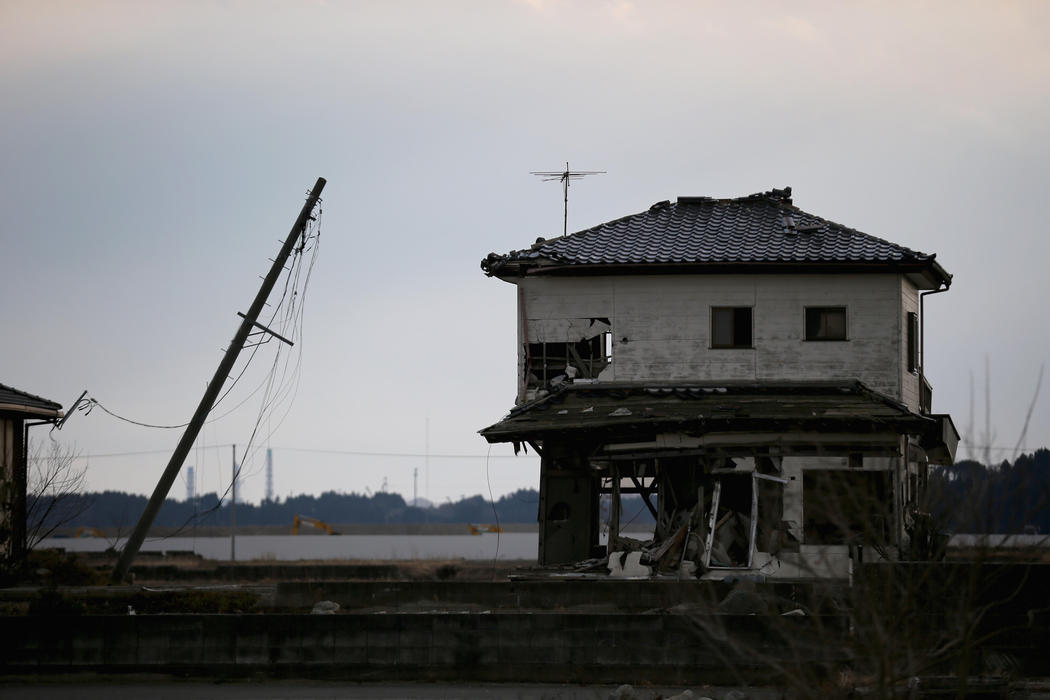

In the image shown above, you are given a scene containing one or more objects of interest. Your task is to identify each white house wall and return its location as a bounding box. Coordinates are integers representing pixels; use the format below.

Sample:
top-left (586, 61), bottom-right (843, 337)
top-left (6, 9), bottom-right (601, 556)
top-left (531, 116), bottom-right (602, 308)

top-left (518, 273), bottom-right (905, 402)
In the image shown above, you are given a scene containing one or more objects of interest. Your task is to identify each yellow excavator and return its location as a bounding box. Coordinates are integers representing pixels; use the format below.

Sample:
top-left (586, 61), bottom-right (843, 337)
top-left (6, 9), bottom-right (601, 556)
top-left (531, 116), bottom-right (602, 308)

top-left (291, 515), bottom-right (339, 535)
top-left (467, 524), bottom-right (504, 536)
top-left (75, 527), bottom-right (106, 538)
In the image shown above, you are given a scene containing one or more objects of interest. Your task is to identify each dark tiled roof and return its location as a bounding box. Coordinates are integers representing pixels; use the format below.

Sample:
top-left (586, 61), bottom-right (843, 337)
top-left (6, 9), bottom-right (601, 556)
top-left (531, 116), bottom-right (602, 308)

top-left (480, 380), bottom-right (934, 443)
top-left (482, 187), bottom-right (948, 282)
top-left (0, 383), bottom-right (62, 417)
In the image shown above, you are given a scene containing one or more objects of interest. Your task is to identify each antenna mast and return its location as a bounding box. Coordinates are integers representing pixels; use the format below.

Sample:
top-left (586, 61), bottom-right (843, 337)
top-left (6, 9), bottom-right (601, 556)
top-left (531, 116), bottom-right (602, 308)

top-left (531, 162), bottom-right (605, 236)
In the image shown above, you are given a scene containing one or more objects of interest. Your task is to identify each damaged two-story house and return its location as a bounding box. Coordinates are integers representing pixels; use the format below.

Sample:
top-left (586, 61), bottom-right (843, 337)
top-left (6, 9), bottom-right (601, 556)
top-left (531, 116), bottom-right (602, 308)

top-left (480, 187), bottom-right (958, 580)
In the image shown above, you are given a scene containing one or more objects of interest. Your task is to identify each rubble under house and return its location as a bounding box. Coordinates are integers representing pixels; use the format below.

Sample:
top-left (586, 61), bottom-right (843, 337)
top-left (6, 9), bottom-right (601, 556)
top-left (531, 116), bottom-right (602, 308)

top-left (479, 187), bottom-right (958, 580)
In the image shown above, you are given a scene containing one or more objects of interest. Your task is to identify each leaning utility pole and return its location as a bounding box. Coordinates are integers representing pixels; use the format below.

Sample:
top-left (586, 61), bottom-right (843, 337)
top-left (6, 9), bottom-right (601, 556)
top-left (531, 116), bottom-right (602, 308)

top-left (111, 177), bottom-right (326, 583)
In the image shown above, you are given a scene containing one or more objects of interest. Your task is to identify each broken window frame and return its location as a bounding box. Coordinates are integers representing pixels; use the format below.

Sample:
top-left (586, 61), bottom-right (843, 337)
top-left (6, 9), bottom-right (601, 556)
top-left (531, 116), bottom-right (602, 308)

top-left (804, 306), bottom-right (848, 341)
top-left (526, 331), bottom-right (611, 388)
top-left (702, 471), bottom-right (788, 570)
top-left (710, 306), bottom-right (753, 349)
top-left (602, 461), bottom-right (658, 551)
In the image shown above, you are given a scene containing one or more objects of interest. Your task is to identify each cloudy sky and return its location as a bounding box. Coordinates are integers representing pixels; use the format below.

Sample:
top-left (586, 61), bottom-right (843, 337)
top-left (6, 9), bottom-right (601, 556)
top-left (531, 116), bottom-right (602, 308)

top-left (3, 1), bottom-right (1048, 506)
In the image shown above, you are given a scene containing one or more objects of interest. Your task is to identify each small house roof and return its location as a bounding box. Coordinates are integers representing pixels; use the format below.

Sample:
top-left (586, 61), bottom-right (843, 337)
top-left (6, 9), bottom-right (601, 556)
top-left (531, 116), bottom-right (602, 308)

top-left (0, 383), bottom-right (63, 418)
top-left (482, 187), bottom-right (951, 287)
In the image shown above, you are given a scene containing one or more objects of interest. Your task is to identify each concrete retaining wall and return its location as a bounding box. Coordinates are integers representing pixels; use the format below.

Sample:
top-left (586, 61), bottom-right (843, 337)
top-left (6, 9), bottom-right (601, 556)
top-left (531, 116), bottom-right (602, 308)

top-left (0, 612), bottom-right (846, 684)
top-left (273, 579), bottom-right (834, 611)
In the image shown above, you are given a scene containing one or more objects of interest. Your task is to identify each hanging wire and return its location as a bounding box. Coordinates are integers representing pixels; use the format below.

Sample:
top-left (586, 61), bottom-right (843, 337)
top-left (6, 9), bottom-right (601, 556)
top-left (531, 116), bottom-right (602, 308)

top-left (486, 442), bottom-right (501, 581)
top-left (75, 200), bottom-right (322, 436)
top-left (145, 196), bottom-right (324, 540)
top-left (236, 205), bottom-right (322, 484)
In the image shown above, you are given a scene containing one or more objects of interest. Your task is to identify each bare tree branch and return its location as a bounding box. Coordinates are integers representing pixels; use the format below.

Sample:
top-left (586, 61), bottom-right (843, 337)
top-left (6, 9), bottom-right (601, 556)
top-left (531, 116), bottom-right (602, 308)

top-left (1012, 363), bottom-right (1044, 462)
top-left (25, 438), bottom-right (90, 549)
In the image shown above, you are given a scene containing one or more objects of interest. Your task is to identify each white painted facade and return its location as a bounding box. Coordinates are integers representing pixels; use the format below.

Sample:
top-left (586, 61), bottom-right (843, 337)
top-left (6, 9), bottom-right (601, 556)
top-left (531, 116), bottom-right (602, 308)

top-left (495, 267), bottom-right (953, 579)
top-left (518, 272), bottom-right (923, 411)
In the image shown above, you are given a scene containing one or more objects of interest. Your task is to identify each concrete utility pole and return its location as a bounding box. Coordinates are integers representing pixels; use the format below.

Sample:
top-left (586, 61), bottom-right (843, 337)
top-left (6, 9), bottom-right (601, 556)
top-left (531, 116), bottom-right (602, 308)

top-left (265, 447), bottom-right (274, 502)
top-left (985, 354), bottom-right (992, 467)
top-left (111, 177), bottom-right (326, 583)
top-left (231, 444), bottom-right (237, 562)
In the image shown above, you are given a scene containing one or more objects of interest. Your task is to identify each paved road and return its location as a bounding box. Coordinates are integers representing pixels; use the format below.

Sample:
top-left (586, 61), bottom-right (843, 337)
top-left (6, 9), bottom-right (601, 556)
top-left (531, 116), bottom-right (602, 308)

top-left (0, 680), bottom-right (723, 700)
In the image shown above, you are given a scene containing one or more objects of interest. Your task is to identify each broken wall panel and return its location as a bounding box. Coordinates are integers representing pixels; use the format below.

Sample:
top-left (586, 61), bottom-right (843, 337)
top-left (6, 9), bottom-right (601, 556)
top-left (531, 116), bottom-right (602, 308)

top-left (525, 317), bottom-right (612, 343)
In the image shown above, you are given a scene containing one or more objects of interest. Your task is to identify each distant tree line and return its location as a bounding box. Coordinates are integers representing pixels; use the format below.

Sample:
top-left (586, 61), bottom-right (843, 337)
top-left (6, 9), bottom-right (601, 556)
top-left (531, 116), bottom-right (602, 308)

top-left (41, 447), bottom-right (1048, 535)
top-left (35, 486), bottom-right (659, 534)
top-left (37, 488), bottom-right (543, 532)
top-left (927, 448), bottom-right (1050, 534)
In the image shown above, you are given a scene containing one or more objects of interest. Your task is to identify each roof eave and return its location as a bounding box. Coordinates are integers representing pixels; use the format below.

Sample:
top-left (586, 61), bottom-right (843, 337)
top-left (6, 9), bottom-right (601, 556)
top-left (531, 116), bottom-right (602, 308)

top-left (505, 259), bottom-right (951, 280)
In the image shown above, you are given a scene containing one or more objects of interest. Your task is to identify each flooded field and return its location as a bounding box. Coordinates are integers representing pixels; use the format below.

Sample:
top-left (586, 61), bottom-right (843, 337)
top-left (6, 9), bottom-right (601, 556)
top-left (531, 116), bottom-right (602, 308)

top-left (41, 527), bottom-right (658, 561)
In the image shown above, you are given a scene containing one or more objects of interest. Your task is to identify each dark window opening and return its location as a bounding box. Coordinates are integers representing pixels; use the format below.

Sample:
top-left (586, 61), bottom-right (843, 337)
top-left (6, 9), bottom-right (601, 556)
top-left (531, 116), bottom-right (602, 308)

top-left (907, 311), bottom-right (919, 373)
top-left (711, 307), bottom-right (753, 349)
top-left (803, 470), bottom-right (892, 545)
top-left (548, 501), bottom-right (571, 521)
top-left (525, 332), bottom-right (611, 389)
top-left (805, 306), bottom-right (847, 341)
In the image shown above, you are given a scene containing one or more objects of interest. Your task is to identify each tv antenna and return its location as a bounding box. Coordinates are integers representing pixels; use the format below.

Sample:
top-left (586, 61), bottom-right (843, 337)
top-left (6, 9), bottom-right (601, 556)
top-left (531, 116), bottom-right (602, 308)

top-left (531, 162), bottom-right (605, 236)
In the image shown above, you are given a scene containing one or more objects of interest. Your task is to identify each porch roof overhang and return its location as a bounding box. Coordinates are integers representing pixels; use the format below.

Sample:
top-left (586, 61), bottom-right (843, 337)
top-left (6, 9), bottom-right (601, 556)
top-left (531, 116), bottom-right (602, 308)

top-left (481, 381), bottom-right (951, 457)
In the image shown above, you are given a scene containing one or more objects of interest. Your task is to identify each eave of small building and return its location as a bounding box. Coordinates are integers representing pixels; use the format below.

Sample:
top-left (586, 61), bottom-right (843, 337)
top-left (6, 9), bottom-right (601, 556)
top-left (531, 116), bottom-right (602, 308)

top-left (0, 383), bottom-right (63, 420)
top-left (0, 404), bottom-right (63, 419)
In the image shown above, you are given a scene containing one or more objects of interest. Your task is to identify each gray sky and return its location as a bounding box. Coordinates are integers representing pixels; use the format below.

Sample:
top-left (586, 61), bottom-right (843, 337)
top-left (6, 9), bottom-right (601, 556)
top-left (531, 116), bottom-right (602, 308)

top-left (3, 0), bottom-right (1048, 506)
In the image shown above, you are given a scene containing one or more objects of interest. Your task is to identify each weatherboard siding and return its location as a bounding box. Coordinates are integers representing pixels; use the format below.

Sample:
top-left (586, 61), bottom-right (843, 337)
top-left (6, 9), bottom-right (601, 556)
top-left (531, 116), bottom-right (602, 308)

top-left (518, 273), bottom-right (904, 400)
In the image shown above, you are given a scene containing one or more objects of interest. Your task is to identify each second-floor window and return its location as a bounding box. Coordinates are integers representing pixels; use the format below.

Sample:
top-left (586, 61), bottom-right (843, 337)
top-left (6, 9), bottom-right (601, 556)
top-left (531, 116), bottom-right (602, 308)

top-left (805, 306), bottom-right (847, 341)
top-left (526, 332), bottom-right (611, 388)
top-left (907, 311), bottom-right (918, 372)
top-left (711, 307), bottom-right (753, 349)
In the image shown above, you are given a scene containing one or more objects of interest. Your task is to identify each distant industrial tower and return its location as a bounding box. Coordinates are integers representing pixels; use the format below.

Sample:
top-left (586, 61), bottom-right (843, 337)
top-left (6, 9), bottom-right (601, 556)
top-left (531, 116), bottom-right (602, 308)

top-left (186, 465), bottom-right (195, 502)
top-left (265, 448), bottom-right (274, 502)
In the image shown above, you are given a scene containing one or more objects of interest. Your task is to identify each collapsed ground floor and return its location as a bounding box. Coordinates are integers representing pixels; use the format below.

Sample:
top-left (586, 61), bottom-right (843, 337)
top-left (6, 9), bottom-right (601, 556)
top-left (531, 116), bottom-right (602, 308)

top-left (481, 381), bottom-right (958, 579)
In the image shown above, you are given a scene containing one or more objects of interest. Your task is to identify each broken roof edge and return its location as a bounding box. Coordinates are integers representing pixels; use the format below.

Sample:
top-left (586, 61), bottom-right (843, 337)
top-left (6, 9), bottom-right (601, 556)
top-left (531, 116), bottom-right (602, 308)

top-left (478, 379), bottom-right (929, 442)
top-left (519, 377), bottom-right (914, 411)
